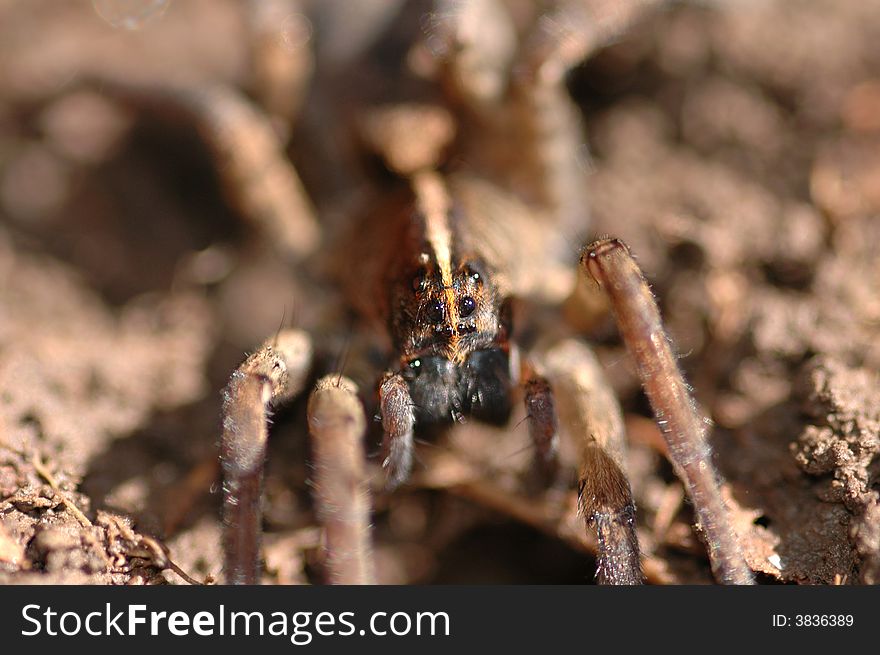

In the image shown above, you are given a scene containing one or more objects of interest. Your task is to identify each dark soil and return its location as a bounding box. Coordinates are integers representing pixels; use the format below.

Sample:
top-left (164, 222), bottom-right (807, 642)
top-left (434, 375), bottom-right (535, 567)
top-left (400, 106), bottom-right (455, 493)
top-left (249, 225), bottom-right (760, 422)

top-left (1, 0), bottom-right (878, 585)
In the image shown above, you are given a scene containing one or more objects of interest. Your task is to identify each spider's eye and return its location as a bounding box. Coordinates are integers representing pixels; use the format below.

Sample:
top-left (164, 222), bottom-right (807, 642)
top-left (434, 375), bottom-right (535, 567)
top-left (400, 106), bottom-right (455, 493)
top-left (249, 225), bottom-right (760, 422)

top-left (464, 264), bottom-right (482, 285)
top-left (459, 296), bottom-right (476, 317)
top-left (427, 299), bottom-right (445, 323)
top-left (411, 269), bottom-right (427, 292)
top-left (409, 358), bottom-right (421, 369)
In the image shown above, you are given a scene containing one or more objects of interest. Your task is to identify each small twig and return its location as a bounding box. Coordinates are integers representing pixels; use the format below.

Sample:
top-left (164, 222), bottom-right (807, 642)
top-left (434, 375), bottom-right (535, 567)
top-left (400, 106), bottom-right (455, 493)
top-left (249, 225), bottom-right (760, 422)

top-left (165, 556), bottom-right (212, 586)
top-left (652, 483), bottom-right (685, 541)
top-left (31, 453), bottom-right (92, 528)
top-left (162, 455), bottom-right (220, 537)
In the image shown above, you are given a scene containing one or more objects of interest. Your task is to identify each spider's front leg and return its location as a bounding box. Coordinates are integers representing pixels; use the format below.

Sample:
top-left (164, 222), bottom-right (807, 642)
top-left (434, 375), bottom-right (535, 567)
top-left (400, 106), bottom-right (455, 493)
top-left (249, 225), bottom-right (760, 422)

top-left (221, 329), bottom-right (312, 584)
top-left (379, 372), bottom-right (417, 491)
top-left (584, 238), bottom-right (754, 585)
top-left (523, 344), bottom-right (643, 585)
top-left (307, 376), bottom-right (375, 585)
top-left (222, 333), bottom-right (375, 585)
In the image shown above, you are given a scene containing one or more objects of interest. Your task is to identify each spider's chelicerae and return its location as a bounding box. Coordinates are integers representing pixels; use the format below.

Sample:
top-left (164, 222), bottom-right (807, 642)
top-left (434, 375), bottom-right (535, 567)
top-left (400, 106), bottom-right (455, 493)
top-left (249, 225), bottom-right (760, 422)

top-left (209, 0), bottom-right (755, 586)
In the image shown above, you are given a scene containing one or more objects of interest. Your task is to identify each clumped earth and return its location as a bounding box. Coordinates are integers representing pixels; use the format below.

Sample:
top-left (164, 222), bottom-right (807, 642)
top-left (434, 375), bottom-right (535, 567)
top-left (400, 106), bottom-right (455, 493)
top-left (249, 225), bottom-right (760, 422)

top-left (0, 0), bottom-right (878, 585)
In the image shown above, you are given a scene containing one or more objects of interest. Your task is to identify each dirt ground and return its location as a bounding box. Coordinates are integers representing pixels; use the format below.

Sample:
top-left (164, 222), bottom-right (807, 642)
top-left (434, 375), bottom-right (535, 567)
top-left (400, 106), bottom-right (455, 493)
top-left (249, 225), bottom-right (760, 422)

top-left (0, 0), bottom-right (878, 585)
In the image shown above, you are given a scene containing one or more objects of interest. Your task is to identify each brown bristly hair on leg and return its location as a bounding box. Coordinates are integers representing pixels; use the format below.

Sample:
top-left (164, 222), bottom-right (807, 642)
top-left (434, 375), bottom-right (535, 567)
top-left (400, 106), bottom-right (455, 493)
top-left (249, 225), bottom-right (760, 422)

top-left (583, 237), bottom-right (754, 585)
top-left (523, 375), bottom-right (561, 485)
top-left (539, 340), bottom-right (643, 585)
top-left (221, 329), bottom-right (311, 584)
top-left (308, 375), bottom-right (375, 585)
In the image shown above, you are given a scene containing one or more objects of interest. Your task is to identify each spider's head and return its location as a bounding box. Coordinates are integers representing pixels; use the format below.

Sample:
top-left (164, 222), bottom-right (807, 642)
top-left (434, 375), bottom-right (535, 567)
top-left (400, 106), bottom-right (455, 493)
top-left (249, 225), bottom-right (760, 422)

top-left (390, 254), bottom-right (514, 425)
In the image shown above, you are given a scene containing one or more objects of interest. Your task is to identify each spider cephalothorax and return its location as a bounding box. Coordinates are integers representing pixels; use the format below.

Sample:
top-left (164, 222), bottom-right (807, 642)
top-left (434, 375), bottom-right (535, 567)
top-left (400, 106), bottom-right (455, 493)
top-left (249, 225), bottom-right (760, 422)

top-left (387, 206), bottom-right (515, 431)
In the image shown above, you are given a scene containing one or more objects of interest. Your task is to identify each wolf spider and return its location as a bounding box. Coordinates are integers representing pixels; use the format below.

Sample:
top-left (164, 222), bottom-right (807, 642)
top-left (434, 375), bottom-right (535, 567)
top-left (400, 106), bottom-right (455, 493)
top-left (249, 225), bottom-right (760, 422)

top-left (213, 0), bottom-right (754, 585)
